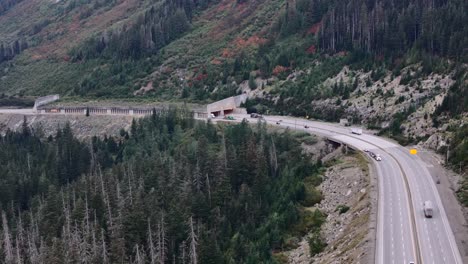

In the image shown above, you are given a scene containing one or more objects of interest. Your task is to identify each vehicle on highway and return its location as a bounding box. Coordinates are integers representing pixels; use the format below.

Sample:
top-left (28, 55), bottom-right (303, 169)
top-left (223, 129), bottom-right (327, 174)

top-left (375, 154), bottom-right (382, 161)
top-left (436, 176), bottom-right (440, 184)
top-left (351, 127), bottom-right (363, 135)
top-left (423, 201), bottom-right (433, 218)
top-left (363, 149), bottom-right (369, 152)
top-left (368, 151), bottom-right (382, 161)
top-left (304, 125), bottom-right (309, 128)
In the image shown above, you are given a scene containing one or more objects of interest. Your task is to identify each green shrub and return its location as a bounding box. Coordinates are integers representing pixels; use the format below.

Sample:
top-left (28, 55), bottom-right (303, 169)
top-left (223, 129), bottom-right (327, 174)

top-left (399, 72), bottom-right (412, 85)
top-left (308, 230), bottom-right (327, 256)
top-left (336, 204), bottom-right (350, 214)
top-left (248, 75), bottom-right (257, 90)
top-left (302, 185), bottom-right (322, 206)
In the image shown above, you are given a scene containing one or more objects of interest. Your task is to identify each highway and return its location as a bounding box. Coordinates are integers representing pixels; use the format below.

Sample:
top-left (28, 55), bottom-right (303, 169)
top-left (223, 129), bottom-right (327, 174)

top-left (248, 115), bottom-right (463, 264)
top-left (0, 108), bottom-right (463, 263)
top-left (223, 114), bottom-right (461, 264)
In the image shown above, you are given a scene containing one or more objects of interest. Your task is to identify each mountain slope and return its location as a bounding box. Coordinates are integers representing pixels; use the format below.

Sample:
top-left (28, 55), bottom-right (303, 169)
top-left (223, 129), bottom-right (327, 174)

top-left (0, 0), bottom-right (466, 169)
top-left (0, 0), bottom-right (466, 96)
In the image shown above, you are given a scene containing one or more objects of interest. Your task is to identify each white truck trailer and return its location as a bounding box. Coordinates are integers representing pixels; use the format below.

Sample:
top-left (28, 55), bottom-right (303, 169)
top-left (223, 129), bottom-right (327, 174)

top-left (423, 201), bottom-right (433, 218)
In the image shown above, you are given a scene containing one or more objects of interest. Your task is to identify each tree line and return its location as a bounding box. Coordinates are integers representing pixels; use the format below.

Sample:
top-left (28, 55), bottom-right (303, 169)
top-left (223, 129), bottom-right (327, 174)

top-left (70, 0), bottom-right (220, 61)
top-left (0, 110), bottom-right (325, 263)
top-left (271, 0), bottom-right (467, 60)
top-left (0, 0), bottom-right (23, 15)
top-left (0, 40), bottom-right (28, 64)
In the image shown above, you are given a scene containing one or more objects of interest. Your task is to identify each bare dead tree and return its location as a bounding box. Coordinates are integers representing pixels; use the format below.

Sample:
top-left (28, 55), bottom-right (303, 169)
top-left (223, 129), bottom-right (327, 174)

top-left (156, 212), bottom-right (167, 264)
top-left (133, 244), bottom-right (145, 264)
top-left (269, 137), bottom-right (278, 177)
top-left (187, 216), bottom-right (197, 264)
top-left (84, 192), bottom-right (91, 236)
top-left (147, 219), bottom-right (157, 264)
top-left (2, 211), bottom-right (14, 263)
top-left (205, 173), bottom-right (212, 206)
top-left (99, 168), bottom-right (113, 228)
top-left (15, 236), bottom-right (22, 264)
top-left (221, 133), bottom-right (228, 171)
top-left (179, 241), bottom-right (187, 264)
top-left (16, 213), bottom-right (25, 261)
top-left (193, 162), bottom-right (202, 193)
top-left (101, 229), bottom-right (108, 264)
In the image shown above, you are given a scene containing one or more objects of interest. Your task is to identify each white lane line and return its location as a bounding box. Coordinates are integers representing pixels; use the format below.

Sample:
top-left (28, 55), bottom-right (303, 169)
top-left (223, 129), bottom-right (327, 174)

top-left (424, 220), bottom-right (436, 264)
top-left (391, 150), bottom-right (428, 264)
top-left (433, 218), bottom-right (447, 264)
top-left (395, 148), bottom-right (462, 263)
top-left (398, 189), bottom-right (407, 262)
top-left (375, 163), bottom-right (386, 264)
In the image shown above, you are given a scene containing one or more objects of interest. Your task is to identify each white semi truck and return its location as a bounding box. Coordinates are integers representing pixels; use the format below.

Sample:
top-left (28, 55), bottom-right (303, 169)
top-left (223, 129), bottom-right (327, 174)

top-left (351, 128), bottom-right (363, 135)
top-left (423, 201), bottom-right (433, 218)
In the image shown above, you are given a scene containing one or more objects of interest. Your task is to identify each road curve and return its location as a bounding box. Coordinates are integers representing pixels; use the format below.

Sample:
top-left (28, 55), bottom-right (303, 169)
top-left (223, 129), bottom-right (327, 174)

top-left (0, 108), bottom-right (463, 263)
top-left (234, 114), bottom-right (463, 264)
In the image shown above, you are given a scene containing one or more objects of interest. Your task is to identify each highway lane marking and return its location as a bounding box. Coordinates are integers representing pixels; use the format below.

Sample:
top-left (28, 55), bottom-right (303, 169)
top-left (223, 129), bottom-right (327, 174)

top-left (387, 148), bottom-right (427, 263)
top-left (401, 150), bottom-right (449, 264)
top-left (264, 118), bottom-right (420, 263)
top-left (436, 222), bottom-right (446, 263)
top-left (388, 165), bottom-right (409, 264)
top-left (375, 164), bottom-right (386, 264)
top-left (424, 220), bottom-right (437, 264)
top-left (260, 117), bottom-right (460, 263)
top-left (393, 147), bottom-right (462, 264)
top-left (397, 189), bottom-right (407, 262)
top-left (386, 155), bottom-right (418, 264)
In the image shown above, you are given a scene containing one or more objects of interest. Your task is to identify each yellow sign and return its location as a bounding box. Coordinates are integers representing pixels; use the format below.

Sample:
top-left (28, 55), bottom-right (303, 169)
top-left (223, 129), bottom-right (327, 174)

top-left (410, 149), bottom-right (418, 155)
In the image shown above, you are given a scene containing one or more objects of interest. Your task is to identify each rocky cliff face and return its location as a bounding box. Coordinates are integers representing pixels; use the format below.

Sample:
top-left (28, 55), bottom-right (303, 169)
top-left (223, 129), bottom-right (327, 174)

top-left (241, 63), bottom-right (466, 151)
top-left (287, 153), bottom-right (373, 264)
top-left (0, 113), bottom-right (134, 139)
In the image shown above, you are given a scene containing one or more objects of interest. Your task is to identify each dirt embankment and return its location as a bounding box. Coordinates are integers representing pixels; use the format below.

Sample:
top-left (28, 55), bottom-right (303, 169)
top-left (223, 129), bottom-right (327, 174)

top-left (288, 152), bottom-right (373, 263)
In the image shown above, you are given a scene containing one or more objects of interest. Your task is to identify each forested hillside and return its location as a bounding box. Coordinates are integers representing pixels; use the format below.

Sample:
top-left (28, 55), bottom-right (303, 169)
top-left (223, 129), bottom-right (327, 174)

top-left (0, 0), bottom-right (466, 199)
top-left (0, 0), bottom-right (23, 15)
top-left (318, 0), bottom-right (467, 58)
top-left (0, 111), bottom-right (326, 263)
top-left (0, 0), bottom-right (466, 97)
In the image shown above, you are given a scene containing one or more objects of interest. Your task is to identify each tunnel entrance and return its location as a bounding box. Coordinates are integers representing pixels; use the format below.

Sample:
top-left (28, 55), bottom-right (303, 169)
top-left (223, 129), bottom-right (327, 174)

top-left (212, 111), bottom-right (222, 117)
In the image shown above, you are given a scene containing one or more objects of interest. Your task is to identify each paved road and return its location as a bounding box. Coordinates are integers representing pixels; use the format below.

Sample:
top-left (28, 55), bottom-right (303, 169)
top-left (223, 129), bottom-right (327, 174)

top-left (0, 108), bottom-right (35, 114)
top-left (235, 114), bottom-right (463, 264)
top-left (0, 108), bottom-right (463, 263)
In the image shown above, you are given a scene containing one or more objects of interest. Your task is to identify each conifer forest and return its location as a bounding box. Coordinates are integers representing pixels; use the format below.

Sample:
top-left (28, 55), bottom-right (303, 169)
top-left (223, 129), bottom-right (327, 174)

top-left (0, 111), bottom-right (325, 263)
